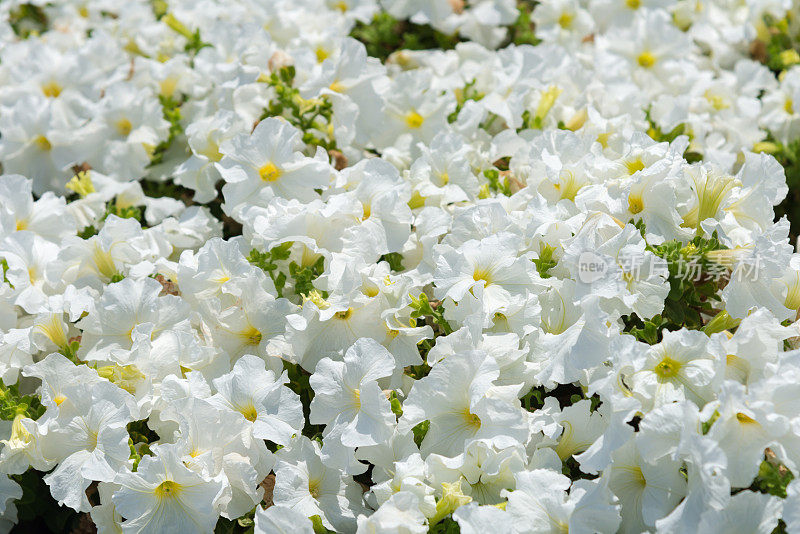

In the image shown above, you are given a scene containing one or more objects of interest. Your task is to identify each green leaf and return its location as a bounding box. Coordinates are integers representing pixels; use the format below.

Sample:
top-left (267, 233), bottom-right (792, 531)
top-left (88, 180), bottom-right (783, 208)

top-left (412, 420), bottom-right (430, 448)
top-left (381, 252), bottom-right (405, 272)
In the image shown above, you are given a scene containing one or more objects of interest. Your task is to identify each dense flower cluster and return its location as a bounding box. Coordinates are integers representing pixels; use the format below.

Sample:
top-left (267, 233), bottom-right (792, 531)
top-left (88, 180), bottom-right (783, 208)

top-left (2, 0), bottom-right (800, 532)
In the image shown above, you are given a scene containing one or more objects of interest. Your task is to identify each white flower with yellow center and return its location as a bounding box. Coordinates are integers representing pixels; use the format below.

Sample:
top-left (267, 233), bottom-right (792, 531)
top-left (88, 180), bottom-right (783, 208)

top-left (113, 445), bottom-right (226, 534)
top-left (273, 436), bottom-right (366, 532)
top-left (433, 234), bottom-right (539, 317)
top-left (504, 469), bottom-right (621, 534)
top-left (39, 381), bottom-right (137, 512)
top-left (310, 338), bottom-right (396, 448)
top-left (399, 350), bottom-right (528, 457)
top-left (631, 329), bottom-right (723, 410)
top-left (218, 117), bottom-right (332, 217)
top-left (604, 439), bottom-right (686, 534)
top-left (210, 354), bottom-right (303, 447)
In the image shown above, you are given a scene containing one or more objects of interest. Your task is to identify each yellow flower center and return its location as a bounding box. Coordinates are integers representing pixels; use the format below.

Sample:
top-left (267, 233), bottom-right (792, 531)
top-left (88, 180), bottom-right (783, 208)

top-left (784, 273), bottom-right (800, 310)
top-left (335, 308), bottom-right (353, 320)
top-left (786, 98), bottom-right (795, 115)
top-left (363, 285), bottom-right (379, 297)
top-left (9, 415), bottom-right (32, 445)
top-left (258, 161), bottom-right (282, 182)
top-left (34, 135), bottom-right (52, 151)
top-left (37, 314), bottom-right (68, 349)
top-left (637, 51), bottom-right (656, 68)
top-left (462, 408), bottom-right (482, 430)
top-left (736, 412), bottom-right (758, 425)
top-left (308, 479), bottom-right (321, 499)
top-left (628, 193), bottom-right (644, 214)
top-left (408, 190), bottom-right (426, 209)
top-left (472, 267), bottom-right (492, 285)
top-left (199, 141), bottom-right (223, 162)
top-left (405, 111), bottom-right (424, 129)
top-left (554, 169), bottom-right (583, 201)
top-left (624, 157), bottom-right (645, 175)
top-left (115, 118), bottom-right (133, 137)
top-left (535, 85), bottom-right (562, 126)
top-left (240, 325), bottom-right (262, 346)
top-left (155, 480), bottom-right (181, 498)
top-left (239, 404), bottom-right (259, 422)
top-left (160, 77), bottom-right (178, 98)
top-left (41, 80), bottom-right (63, 98)
top-left (558, 12), bottom-right (574, 28)
top-left (329, 80), bottom-right (345, 93)
top-left (15, 219), bottom-right (27, 231)
top-left (334, 0), bottom-right (348, 11)
top-left (681, 170), bottom-right (737, 230)
top-left (626, 0), bottom-right (641, 9)
top-left (705, 90), bottom-right (729, 111)
top-left (92, 243), bottom-right (119, 280)
top-left (654, 356), bottom-right (682, 379)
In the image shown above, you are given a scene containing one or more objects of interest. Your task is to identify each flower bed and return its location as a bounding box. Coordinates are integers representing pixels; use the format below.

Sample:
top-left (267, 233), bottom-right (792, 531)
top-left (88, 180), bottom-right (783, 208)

top-left (1, 1), bottom-right (800, 532)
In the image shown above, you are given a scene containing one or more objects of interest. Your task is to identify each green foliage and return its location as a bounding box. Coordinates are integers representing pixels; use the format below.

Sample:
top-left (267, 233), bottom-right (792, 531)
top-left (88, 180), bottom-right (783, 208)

top-left (150, 94), bottom-right (185, 166)
top-left (248, 244), bottom-right (292, 297)
top-left (12, 469), bottom-right (82, 532)
top-left (1, 259), bottom-right (9, 286)
top-left (752, 456), bottom-right (794, 498)
top-left (521, 386), bottom-right (545, 411)
top-left (77, 225), bottom-right (99, 239)
top-left (127, 419), bottom-right (158, 470)
top-left (771, 137), bottom-right (800, 242)
top-left (0, 382), bottom-right (45, 421)
top-left (448, 80), bottom-right (485, 123)
top-left (651, 233), bottom-right (726, 329)
top-left (532, 243), bottom-right (558, 279)
top-left (309, 515), bottom-right (336, 534)
top-left (643, 108), bottom-right (702, 162)
top-left (647, 120), bottom-right (687, 144)
top-left (412, 420), bottom-right (430, 448)
top-left (507, 0), bottom-right (540, 46)
top-left (289, 256), bottom-right (326, 298)
top-left (284, 361), bottom-right (325, 439)
top-left (260, 66), bottom-right (337, 151)
top-left (429, 517), bottom-right (461, 534)
top-left (350, 12), bottom-right (460, 62)
top-left (410, 293), bottom-right (453, 336)
top-left (389, 391), bottom-right (403, 417)
top-left (405, 362), bottom-right (432, 380)
top-left (105, 202), bottom-right (143, 223)
top-left (248, 244), bottom-right (327, 299)
top-left (623, 314), bottom-right (668, 345)
top-left (624, 226), bottom-right (729, 343)
top-left (163, 13), bottom-right (211, 56)
top-left (215, 509), bottom-right (256, 534)
top-left (381, 252), bottom-right (405, 272)
top-left (759, 13), bottom-right (800, 73)
top-left (8, 4), bottom-right (48, 38)
top-left (482, 168), bottom-right (512, 197)
top-left (60, 339), bottom-right (83, 364)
